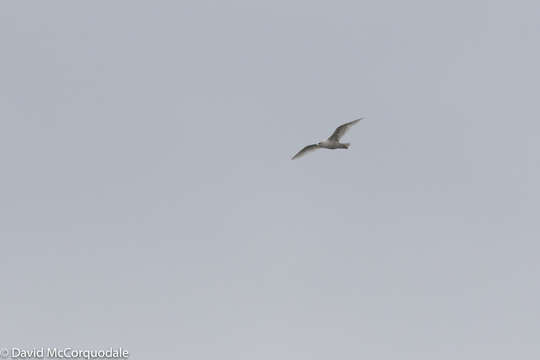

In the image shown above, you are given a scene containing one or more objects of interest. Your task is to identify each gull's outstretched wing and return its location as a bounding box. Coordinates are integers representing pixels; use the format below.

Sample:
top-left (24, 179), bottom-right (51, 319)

top-left (291, 144), bottom-right (320, 160)
top-left (328, 118), bottom-right (363, 141)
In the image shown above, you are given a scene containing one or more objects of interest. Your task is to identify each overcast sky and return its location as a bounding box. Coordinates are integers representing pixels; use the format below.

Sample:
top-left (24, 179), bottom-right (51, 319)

top-left (1, 1), bottom-right (539, 359)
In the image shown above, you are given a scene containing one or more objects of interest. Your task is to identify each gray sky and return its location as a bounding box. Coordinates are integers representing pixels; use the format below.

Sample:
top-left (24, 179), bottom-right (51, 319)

top-left (1, 1), bottom-right (539, 359)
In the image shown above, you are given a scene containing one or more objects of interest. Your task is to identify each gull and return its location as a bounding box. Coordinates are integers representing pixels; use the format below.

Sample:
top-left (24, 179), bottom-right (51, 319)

top-left (291, 118), bottom-right (364, 160)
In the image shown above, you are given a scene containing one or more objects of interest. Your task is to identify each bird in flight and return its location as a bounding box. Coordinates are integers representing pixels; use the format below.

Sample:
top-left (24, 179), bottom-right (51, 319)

top-left (291, 118), bottom-right (364, 160)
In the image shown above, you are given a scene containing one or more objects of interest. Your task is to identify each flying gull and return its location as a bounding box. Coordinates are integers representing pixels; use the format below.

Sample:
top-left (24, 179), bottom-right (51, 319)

top-left (291, 118), bottom-right (364, 160)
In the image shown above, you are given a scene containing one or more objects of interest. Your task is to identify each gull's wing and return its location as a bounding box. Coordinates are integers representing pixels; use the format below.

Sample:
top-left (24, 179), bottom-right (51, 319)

top-left (291, 144), bottom-right (320, 160)
top-left (328, 118), bottom-right (364, 141)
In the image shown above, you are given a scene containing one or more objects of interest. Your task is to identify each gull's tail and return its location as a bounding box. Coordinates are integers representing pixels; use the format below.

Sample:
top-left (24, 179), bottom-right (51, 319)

top-left (343, 143), bottom-right (350, 149)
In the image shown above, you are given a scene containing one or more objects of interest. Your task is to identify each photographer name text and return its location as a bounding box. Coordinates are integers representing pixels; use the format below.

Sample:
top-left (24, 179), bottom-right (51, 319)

top-left (0, 348), bottom-right (128, 359)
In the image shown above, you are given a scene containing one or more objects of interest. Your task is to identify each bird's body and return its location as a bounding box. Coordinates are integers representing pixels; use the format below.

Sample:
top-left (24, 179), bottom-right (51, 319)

top-left (291, 118), bottom-right (363, 160)
top-left (318, 139), bottom-right (349, 149)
